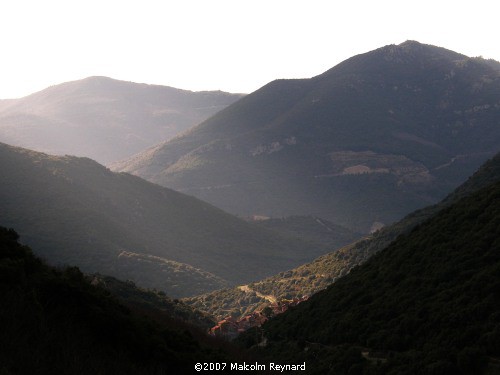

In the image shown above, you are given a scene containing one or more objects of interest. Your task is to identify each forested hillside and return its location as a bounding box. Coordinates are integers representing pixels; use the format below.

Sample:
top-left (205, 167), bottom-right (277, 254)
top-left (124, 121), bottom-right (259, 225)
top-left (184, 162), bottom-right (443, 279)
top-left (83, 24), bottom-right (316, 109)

top-left (0, 227), bottom-right (241, 374)
top-left (0, 142), bottom-right (327, 297)
top-left (242, 180), bottom-right (500, 374)
top-left (187, 153), bottom-right (500, 321)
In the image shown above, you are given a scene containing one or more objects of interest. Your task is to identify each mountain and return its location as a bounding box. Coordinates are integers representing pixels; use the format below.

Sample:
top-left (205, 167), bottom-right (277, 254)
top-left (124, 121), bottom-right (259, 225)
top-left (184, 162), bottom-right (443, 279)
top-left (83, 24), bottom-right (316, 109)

top-left (113, 41), bottom-right (500, 232)
top-left (186, 152), bottom-right (500, 321)
top-left (88, 274), bottom-right (216, 331)
top-left (252, 215), bottom-right (362, 252)
top-left (0, 76), bottom-right (244, 164)
top-left (0, 226), bottom-right (241, 374)
top-left (0, 142), bottom-right (336, 297)
top-left (239, 177), bottom-right (500, 373)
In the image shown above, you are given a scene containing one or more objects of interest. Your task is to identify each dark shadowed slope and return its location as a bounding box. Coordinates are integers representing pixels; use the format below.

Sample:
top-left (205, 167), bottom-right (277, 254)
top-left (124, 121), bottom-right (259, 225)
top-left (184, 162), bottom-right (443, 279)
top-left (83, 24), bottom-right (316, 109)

top-left (0, 76), bottom-right (244, 164)
top-left (253, 215), bottom-right (361, 253)
top-left (0, 227), bottom-right (241, 375)
top-left (114, 41), bottom-right (500, 232)
top-left (188, 153), bottom-right (500, 322)
top-left (0, 142), bottom-right (331, 297)
top-left (244, 178), bottom-right (500, 374)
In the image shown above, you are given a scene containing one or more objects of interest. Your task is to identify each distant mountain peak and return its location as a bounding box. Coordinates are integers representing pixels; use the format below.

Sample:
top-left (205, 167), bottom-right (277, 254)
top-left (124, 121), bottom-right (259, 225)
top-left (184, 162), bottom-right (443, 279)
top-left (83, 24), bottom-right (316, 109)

top-left (114, 42), bottom-right (500, 232)
top-left (0, 77), bottom-right (244, 164)
top-left (397, 40), bottom-right (430, 51)
top-left (378, 40), bottom-right (466, 63)
top-left (399, 39), bottom-right (422, 46)
top-left (81, 75), bottom-right (115, 82)
top-left (77, 75), bottom-right (122, 87)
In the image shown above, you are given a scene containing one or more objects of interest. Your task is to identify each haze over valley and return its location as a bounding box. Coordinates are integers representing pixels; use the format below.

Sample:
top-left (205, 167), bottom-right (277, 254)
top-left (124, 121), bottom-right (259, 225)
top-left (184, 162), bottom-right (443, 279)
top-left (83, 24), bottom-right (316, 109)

top-left (0, 76), bottom-right (243, 164)
top-left (1, 39), bottom-right (499, 374)
top-left (113, 41), bottom-right (500, 232)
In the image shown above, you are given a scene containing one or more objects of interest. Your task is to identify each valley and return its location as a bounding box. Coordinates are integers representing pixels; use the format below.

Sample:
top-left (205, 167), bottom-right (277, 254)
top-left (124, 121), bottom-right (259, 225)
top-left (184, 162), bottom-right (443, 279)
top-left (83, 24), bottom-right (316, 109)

top-left (187, 151), bottom-right (500, 328)
top-left (245, 176), bottom-right (500, 374)
top-left (1, 40), bottom-right (499, 374)
top-left (0, 142), bottom-right (338, 297)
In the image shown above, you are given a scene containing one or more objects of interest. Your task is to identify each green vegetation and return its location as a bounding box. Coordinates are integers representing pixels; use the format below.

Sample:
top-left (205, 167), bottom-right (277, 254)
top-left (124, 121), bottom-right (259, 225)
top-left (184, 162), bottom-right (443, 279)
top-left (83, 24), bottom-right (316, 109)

top-left (0, 227), bottom-right (240, 374)
top-left (249, 241), bottom-right (369, 299)
top-left (184, 288), bottom-right (264, 321)
top-left (241, 180), bottom-right (500, 374)
top-left (184, 241), bottom-right (369, 320)
top-left (114, 41), bottom-right (500, 232)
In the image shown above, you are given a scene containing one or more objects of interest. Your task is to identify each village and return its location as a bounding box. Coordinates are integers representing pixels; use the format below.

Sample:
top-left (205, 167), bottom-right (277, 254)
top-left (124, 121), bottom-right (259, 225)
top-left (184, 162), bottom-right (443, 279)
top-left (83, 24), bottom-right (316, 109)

top-left (208, 296), bottom-right (309, 339)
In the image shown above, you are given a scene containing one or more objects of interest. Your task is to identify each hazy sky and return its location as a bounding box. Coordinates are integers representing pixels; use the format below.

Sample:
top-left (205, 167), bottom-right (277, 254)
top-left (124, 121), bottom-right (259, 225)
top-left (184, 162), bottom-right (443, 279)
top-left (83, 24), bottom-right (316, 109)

top-left (1, 0), bottom-right (499, 99)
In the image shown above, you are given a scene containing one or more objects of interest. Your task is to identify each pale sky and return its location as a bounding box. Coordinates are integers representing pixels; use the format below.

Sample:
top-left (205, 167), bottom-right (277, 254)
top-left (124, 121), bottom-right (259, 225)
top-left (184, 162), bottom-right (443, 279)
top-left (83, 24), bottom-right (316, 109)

top-left (1, 0), bottom-right (499, 99)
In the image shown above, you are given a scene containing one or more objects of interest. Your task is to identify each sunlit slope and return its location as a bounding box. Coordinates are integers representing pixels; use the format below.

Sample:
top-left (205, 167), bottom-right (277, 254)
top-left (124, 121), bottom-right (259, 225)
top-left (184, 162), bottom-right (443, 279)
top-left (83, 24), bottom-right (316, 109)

top-left (0, 76), bottom-right (244, 164)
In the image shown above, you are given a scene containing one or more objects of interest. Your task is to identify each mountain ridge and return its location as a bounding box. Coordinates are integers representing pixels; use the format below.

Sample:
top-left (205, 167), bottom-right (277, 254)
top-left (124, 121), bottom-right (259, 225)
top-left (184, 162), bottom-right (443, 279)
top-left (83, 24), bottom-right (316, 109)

top-left (113, 41), bottom-right (500, 232)
top-left (185, 152), bottom-right (500, 321)
top-left (0, 142), bottom-right (339, 297)
top-left (0, 76), bottom-right (244, 164)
